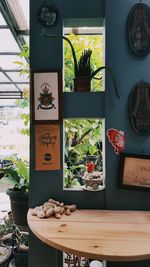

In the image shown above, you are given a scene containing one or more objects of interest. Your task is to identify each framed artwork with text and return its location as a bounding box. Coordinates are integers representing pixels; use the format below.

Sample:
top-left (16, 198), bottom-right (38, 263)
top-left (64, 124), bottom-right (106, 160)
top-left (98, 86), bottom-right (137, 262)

top-left (35, 124), bottom-right (61, 170)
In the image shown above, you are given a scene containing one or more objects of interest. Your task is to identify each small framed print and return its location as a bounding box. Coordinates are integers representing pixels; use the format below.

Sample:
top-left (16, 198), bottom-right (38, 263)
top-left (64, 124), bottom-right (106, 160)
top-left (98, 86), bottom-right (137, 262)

top-left (31, 70), bottom-right (62, 123)
top-left (118, 153), bottom-right (150, 191)
top-left (35, 124), bottom-right (61, 170)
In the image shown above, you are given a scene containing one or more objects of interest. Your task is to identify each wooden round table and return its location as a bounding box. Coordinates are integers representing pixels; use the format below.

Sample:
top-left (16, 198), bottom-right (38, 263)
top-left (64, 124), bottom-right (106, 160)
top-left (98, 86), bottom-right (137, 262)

top-left (27, 209), bottom-right (150, 262)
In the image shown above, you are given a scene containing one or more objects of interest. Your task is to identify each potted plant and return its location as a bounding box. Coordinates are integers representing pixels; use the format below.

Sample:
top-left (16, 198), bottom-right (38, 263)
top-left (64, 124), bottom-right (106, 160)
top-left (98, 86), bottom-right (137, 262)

top-left (11, 224), bottom-right (29, 267)
top-left (0, 219), bottom-right (29, 267)
top-left (41, 29), bottom-right (120, 96)
top-left (2, 224), bottom-right (29, 267)
top-left (0, 158), bottom-right (29, 226)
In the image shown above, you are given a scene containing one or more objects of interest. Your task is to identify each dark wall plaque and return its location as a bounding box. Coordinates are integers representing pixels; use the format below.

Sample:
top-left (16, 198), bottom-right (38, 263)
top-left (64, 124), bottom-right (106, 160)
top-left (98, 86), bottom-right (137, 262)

top-left (37, 1), bottom-right (57, 27)
top-left (129, 80), bottom-right (150, 135)
top-left (127, 3), bottom-right (150, 57)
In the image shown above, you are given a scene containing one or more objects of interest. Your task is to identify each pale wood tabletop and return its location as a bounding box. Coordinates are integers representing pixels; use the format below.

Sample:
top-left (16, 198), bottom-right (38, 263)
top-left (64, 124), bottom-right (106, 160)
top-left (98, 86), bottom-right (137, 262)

top-left (27, 209), bottom-right (150, 262)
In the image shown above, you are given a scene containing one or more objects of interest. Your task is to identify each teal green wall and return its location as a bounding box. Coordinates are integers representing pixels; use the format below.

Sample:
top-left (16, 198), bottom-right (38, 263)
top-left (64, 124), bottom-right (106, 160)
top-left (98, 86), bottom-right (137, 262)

top-left (105, 0), bottom-right (150, 211)
top-left (105, 1), bottom-right (150, 266)
top-left (30, 1), bottom-right (105, 267)
top-left (29, 1), bottom-right (150, 267)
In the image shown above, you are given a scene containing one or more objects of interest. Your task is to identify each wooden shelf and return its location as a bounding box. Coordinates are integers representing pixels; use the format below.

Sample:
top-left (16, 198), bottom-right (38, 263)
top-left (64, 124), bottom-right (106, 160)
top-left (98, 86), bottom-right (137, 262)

top-left (28, 209), bottom-right (150, 262)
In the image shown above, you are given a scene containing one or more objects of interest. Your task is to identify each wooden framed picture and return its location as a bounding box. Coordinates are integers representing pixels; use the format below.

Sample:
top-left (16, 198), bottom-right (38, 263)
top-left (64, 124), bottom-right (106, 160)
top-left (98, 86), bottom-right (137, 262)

top-left (35, 124), bottom-right (61, 170)
top-left (118, 153), bottom-right (150, 191)
top-left (31, 69), bottom-right (62, 123)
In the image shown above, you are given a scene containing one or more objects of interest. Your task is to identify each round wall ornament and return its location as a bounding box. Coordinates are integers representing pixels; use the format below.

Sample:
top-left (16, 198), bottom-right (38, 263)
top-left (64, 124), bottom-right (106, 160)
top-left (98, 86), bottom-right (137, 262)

top-left (127, 3), bottom-right (150, 57)
top-left (37, 1), bottom-right (57, 27)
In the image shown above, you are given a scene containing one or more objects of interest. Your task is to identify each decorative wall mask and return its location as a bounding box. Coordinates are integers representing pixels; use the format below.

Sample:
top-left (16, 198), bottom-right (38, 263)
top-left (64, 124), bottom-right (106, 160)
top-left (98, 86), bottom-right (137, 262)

top-left (127, 3), bottom-right (150, 57)
top-left (37, 0), bottom-right (57, 27)
top-left (107, 128), bottom-right (125, 155)
top-left (129, 80), bottom-right (150, 135)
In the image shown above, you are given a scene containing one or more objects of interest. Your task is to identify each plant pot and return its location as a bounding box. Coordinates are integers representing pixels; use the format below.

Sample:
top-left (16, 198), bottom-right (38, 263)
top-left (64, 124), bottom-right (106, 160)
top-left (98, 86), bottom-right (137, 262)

top-left (13, 247), bottom-right (28, 267)
top-left (0, 245), bottom-right (12, 267)
top-left (8, 258), bottom-right (15, 267)
top-left (2, 232), bottom-right (29, 248)
top-left (6, 189), bottom-right (28, 227)
top-left (74, 77), bottom-right (91, 92)
top-left (2, 233), bottom-right (17, 248)
top-left (84, 155), bottom-right (98, 164)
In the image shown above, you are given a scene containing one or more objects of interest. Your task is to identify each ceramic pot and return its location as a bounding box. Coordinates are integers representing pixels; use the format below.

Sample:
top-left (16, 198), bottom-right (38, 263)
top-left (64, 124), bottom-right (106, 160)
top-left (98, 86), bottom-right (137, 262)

top-left (74, 77), bottom-right (91, 92)
top-left (6, 189), bottom-right (28, 226)
top-left (13, 247), bottom-right (28, 267)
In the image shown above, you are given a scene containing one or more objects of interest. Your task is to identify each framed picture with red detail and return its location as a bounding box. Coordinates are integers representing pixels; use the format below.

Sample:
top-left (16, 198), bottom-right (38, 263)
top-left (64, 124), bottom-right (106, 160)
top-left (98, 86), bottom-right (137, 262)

top-left (118, 153), bottom-right (150, 191)
top-left (31, 70), bottom-right (62, 123)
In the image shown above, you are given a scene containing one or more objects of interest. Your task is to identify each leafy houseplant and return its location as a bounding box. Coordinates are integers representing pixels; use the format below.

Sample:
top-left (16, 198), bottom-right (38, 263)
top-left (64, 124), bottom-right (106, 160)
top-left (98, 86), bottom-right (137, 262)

top-left (0, 158), bottom-right (29, 226)
top-left (12, 224), bottom-right (29, 267)
top-left (64, 119), bottom-right (103, 188)
top-left (1, 224), bottom-right (29, 267)
top-left (0, 216), bottom-right (29, 267)
top-left (41, 29), bottom-right (120, 96)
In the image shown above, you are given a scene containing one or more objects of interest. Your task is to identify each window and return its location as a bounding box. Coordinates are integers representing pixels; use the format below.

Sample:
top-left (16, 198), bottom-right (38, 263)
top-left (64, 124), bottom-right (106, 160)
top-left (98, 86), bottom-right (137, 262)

top-left (64, 118), bottom-right (105, 190)
top-left (64, 27), bottom-right (105, 92)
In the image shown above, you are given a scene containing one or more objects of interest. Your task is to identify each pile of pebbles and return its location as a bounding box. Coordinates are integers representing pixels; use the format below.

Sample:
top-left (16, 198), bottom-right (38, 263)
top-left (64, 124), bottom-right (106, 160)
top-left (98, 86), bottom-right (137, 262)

top-left (31, 198), bottom-right (77, 219)
top-left (82, 171), bottom-right (103, 190)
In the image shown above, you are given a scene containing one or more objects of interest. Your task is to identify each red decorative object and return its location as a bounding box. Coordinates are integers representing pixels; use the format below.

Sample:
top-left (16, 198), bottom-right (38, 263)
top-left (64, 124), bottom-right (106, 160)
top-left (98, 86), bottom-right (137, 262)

top-left (107, 128), bottom-right (125, 155)
top-left (87, 162), bottom-right (95, 172)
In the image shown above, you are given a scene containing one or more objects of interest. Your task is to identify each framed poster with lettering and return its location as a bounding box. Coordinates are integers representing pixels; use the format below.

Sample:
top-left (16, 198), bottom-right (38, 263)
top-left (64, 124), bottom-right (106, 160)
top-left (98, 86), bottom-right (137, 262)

top-left (118, 153), bottom-right (150, 191)
top-left (35, 124), bottom-right (61, 170)
top-left (31, 70), bottom-right (62, 123)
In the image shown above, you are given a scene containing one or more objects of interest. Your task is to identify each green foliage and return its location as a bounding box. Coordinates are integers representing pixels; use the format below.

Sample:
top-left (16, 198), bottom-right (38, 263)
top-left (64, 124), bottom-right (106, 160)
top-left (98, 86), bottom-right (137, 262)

top-left (78, 49), bottom-right (92, 76)
top-left (12, 224), bottom-right (29, 248)
top-left (14, 45), bottom-right (30, 137)
top-left (64, 33), bottom-right (104, 92)
top-left (0, 158), bottom-right (29, 192)
top-left (64, 119), bottom-right (103, 188)
top-left (0, 224), bottom-right (13, 238)
top-left (14, 44), bottom-right (29, 79)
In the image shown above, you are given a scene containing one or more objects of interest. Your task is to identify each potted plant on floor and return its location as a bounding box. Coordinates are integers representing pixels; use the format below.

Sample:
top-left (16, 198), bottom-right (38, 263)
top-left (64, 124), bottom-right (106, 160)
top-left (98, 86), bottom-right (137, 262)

top-left (41, 29), bottom-right (120, 96)
top-left (2, 224), bottom-right (29, 267)
top-left (11, 224), bottom-right (29, 267)
top-left (0, 218), bottom-right (29, 267)
top-left (0, 158), bottom-right (29, 227)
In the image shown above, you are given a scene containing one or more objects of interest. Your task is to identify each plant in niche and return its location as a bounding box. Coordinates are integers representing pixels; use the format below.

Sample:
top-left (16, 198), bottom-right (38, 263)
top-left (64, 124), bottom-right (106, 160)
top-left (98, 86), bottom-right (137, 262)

top-left (64, 119), bottom-right (103, 188)
top-left (41, 29), bottom-right (120, 96)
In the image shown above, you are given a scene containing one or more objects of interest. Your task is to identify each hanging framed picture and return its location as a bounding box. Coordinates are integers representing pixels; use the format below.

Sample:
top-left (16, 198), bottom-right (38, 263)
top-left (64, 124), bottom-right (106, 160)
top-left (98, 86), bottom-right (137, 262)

top-left (31, 69), bottom-right (62, 123)
top-left (118, 153), bottom-right (150, 191)
top-left (35, 124), bottom-right (61, 170)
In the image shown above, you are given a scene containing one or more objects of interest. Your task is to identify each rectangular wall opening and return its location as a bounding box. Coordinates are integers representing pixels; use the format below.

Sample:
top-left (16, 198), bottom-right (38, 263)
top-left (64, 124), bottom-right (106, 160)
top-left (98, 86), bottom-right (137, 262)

top-left (64, 27), bottom-right (105, 92)
top-left (63, 118), bottom-right (105, 191)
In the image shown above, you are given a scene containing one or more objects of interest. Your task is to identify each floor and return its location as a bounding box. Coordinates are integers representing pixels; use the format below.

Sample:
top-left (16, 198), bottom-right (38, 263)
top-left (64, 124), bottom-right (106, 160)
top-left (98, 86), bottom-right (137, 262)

top-left (0, 192), bottom-right (10, 223)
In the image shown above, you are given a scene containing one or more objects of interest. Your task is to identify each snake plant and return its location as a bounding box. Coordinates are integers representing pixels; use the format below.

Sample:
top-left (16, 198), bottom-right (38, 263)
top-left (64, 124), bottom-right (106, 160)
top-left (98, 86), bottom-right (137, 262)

top-left (41, 29), bottom-right (120, 98)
